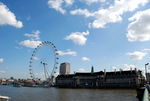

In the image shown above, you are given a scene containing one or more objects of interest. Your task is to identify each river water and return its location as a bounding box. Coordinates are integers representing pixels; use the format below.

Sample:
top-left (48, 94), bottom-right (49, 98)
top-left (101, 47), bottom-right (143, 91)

top-left (0, 85), bottom-right (138, 101)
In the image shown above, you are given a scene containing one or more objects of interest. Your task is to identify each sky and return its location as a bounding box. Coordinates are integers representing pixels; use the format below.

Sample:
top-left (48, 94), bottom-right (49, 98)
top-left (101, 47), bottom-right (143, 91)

top-left (0, 0), bottom-right (150, 79)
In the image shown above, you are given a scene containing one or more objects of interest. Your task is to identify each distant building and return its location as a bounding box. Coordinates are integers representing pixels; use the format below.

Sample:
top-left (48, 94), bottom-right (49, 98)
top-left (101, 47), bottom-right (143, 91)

top-left (56, 69), bottom-right (145, 88)
top-left (60, 62), bottom-right (70, 75)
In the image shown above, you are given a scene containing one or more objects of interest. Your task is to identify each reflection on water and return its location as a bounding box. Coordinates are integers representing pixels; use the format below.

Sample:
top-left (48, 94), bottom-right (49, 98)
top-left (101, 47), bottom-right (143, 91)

top-left (0, 85), bottom-right (138, 101)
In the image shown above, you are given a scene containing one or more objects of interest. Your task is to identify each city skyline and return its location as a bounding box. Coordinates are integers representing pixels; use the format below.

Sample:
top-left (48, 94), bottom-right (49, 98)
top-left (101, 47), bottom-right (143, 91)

top-left (0, 0), bottom-right (150, 79)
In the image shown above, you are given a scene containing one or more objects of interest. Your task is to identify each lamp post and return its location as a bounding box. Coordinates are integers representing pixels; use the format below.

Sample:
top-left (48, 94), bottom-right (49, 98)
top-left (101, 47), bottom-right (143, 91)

top-left (145, 63), bottom-right (149, 81)
top-left (145, 63), bottom-right (149, 74)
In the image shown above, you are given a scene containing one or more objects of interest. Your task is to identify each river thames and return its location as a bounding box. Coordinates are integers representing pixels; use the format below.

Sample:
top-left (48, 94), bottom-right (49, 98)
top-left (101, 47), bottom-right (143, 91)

top-left (0, 85), bottom-right (138, 101)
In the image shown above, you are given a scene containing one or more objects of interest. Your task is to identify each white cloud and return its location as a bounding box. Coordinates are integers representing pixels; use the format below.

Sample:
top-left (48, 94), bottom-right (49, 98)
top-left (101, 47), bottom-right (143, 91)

top-left (127, 51), bottom-right (147, 60)
top-left (82, 0), bottom-right (106, 5)
top-left (81, 57), bottom-right (90, 61)
top-left (20, 30), bottom-right (41, 48)
top-left (47, 0), bottom-right (106, 14)
top-left (0, 3), bottom-right (23, 28)
top-left (65, 0), bottom-right (74, 5)
top-left (127, 9), bottom-right (150, 41)
top-left (65, 31), bottom-right (89, 45)
top-left (56, 49), bottom-right (77, 56)
top-left (24, 30), bottom-right (40, 40)
top-left (0, 58), bottom-right (4, 63)
top-left (70, 9), bottom-right (94, 17)
top-left (112, 64), bottom-right (137, 71)
top-left (70, 0), bottom-right (149, 28)
top-left (123, 64), bottom-right (136, 70)
top-left (77, 68), bottom-right (86, 72)
top-left (112, 66), bottom-right (117, 70)
top-left (143, 48), bottom-right (150, 51)
top-left (0, 70), bottom-right (6, 74)
top-left (32, 56), bottom-right (39, 60)
top-left (48, 0), bottom-right (74, 14)
top-left (19, 40), bottom-right (41, 48)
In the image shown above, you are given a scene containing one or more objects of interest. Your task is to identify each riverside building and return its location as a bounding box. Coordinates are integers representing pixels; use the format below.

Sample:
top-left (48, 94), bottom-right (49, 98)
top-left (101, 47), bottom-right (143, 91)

top-left (56, 67), bottom-right (145, 88)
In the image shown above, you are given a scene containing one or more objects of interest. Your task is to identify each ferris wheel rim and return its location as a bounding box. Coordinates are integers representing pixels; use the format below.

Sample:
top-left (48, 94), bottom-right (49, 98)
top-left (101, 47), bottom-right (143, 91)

top-left (29, 41), bottom-right (59, 80)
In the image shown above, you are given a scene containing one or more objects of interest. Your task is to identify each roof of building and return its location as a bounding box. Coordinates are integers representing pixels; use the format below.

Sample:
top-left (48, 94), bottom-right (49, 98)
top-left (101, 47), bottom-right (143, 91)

top-left (105, 70), bottom-right (141, 75)
top-left (60, 62), bottom-right (70, 65)
top-left (57, 74), bottom-right (74, 78)
top-left (56, 70), bottom-right (142, 78)
top-left (75, 71), bottom-right (104, 76)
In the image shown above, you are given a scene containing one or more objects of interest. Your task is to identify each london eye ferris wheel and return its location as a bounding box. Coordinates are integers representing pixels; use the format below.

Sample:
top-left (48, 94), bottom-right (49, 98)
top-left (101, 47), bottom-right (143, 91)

top-left (28, 41), bottom-right (59, 83)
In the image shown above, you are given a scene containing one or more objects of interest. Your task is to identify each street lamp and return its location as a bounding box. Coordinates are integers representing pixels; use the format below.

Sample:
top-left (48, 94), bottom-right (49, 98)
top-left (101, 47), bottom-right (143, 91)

top-left (145, 63), bottom-right (149, 74)
top-left (145, 63), bottom-right (149, 81)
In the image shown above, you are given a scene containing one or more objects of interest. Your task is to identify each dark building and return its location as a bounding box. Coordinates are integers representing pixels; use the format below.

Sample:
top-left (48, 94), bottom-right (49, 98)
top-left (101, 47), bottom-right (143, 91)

top-left (55, 70), bottom-right (145, 88)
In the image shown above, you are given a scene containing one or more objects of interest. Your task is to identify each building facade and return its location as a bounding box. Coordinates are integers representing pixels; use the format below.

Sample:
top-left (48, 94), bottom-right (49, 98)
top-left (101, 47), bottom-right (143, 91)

top-left (60, 62), bottom-right (70, 75)
top-left (56, 70), bottom-right (145, 88)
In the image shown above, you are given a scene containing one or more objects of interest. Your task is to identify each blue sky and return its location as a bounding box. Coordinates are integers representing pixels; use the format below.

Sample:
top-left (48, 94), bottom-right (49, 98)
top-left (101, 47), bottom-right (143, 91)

top-left (0, 0), bottom-right (150, 79)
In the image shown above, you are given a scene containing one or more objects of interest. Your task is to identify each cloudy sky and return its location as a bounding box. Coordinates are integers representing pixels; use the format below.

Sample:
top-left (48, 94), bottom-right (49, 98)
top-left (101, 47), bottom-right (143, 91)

top-left (0, 0), bottom-right (150, 78)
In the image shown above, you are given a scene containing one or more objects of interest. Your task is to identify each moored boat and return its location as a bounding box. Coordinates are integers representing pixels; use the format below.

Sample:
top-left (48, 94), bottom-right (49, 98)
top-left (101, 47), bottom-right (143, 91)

top-left (0, 95), bottom-right (10, 101)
